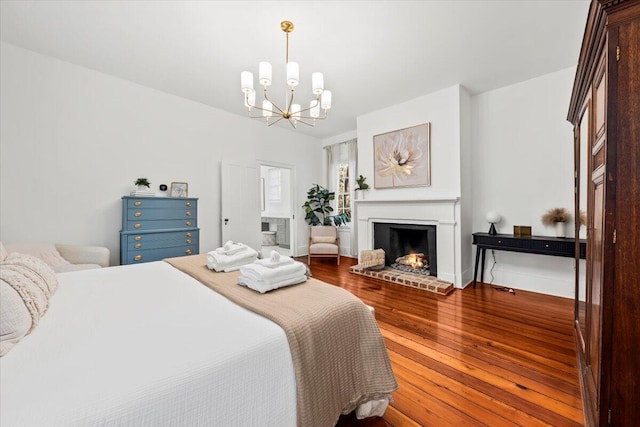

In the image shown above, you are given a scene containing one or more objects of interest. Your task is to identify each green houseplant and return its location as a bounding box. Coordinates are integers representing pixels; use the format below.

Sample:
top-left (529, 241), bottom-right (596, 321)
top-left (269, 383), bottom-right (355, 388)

top-left (302, 184), bottom-right (351, 226)
top-left (134, 177), bottom-right (151, 189)
top-left (354, 174), bottom-right (369, 191)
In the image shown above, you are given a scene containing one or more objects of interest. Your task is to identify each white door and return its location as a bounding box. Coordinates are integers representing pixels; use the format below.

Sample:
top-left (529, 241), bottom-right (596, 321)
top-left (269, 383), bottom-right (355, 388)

top-left (221, 162), bottom-right (261, 252)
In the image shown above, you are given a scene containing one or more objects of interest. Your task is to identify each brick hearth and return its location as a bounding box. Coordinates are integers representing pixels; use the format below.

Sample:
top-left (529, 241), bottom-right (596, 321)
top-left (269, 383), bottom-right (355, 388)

top-left (349, 265), bottom-right (454, 295)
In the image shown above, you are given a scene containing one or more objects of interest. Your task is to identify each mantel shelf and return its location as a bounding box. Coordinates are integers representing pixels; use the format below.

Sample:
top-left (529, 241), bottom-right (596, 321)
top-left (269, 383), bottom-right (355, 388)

top-left (354, 197), bottom-right (460, 205)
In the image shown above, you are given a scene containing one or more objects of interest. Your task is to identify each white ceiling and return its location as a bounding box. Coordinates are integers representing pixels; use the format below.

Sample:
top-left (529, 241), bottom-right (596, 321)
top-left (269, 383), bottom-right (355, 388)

top-left (0, 1), bottom-right (590, 139)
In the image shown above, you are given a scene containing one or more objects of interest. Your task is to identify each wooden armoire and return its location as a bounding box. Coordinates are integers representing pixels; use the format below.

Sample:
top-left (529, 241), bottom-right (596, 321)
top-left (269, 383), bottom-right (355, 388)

top-left (567, 0), bottom-right (640, 425)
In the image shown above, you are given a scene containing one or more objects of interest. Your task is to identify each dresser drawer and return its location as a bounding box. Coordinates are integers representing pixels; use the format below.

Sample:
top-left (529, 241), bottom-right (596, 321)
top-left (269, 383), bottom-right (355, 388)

top-left (126, 198), bottom-right (197, 209)
top-left (528, 240), bottom-right (574, 256)
top-left (125, 245), bottom-right (199, 264)
top-left (474, 235), bottom-right (523, 249)
top-left (127, 231), bottom-right (199, 250)
top-left (126, 208), bottom-right (196, 221)
top-left (125, 219), bottom-right (197, 231)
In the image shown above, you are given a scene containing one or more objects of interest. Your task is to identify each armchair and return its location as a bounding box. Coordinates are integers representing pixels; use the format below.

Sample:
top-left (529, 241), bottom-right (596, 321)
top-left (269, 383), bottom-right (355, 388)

top-left (308, 226), bottom-right (340, 265)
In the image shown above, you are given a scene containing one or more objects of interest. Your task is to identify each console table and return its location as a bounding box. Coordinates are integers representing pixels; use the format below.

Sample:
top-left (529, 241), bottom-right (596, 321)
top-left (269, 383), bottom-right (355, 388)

top-left (472, 232), bottom-right (586, 288)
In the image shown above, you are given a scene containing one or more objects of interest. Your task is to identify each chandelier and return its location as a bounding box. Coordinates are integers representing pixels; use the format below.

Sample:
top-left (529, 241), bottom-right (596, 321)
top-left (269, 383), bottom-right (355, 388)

top-left (240, 21), bottom-right (332, 129)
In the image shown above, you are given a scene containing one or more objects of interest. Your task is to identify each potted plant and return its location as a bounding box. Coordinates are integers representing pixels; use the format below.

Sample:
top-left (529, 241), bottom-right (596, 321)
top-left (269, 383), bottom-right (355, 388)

top-left (302, 184), bottom-right (351, 226)
top-left (134, 177), bottom-right (151, 192)
top-left (541, 207), bottom-right (571, 238)
top-left (354, 174), bottom-right (369, 199)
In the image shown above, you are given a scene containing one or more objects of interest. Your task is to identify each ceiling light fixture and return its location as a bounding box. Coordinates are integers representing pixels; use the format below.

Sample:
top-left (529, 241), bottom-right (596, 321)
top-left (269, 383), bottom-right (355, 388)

top-left (240, 21), bottom-right (331, 129)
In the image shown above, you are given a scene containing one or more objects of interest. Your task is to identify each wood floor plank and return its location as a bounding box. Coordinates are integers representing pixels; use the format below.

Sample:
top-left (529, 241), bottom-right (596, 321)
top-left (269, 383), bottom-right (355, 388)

top-left (307, 257), bottom-right (585, 427)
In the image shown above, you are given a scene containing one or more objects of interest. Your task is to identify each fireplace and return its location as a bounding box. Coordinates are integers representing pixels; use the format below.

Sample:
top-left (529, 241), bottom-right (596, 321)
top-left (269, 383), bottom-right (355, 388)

top-left (373, 223), bottom-right (437, 277)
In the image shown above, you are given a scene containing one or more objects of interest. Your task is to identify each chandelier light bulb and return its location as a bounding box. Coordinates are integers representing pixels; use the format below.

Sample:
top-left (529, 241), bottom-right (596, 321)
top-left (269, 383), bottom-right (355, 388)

top-left (244, 89), bottom-right (256, 108)
top-left (312, 72), bottom-right (324, 95)
top-left (291, 104), bottom-right (301, 120)
top-left (262, 100), bottom-right (273, 117)
top-left (240, 71), bottom-right (253, 93)
top-left (258, 62), bottom-right (272, 86)
top-left (321, 90), bottom-right (332, 110)
top-left (286, 62), bottom-right (299, 87)
top-left (310, 100), bottom-right (320, 118)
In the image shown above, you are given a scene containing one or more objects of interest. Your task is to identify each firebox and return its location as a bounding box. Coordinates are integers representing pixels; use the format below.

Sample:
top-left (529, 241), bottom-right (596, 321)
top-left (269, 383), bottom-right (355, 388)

top-left (373, 222), bottom-right (437, 277)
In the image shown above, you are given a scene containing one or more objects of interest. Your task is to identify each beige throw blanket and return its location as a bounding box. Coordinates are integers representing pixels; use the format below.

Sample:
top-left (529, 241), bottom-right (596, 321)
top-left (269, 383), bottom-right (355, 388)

top-left (165, 254), bottom-right (397, 427)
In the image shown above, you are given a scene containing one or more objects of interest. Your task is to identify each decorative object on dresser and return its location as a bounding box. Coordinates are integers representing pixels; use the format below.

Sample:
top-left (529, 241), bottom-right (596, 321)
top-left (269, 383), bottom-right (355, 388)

top-left (170, 182), bottom-right (188, 198)
top-left (485, 211), bottom-right (501, 235)
top-left (373, 122), bottom-right (431, 189)
top-left (120, 196), bottom-right (199, 265)
top-left (567, 1), bottom-right (640, 425)
top-left (513, 225), bottom-right (532, 238)
top-left (541, 207), bottom-right (571, 238)
top-left (131, 177), bottom-right (156, 197)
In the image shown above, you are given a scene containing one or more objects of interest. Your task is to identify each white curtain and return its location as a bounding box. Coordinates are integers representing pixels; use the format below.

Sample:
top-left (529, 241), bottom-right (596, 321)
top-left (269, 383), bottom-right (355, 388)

top-left (325, 144), bottom-right (340, 221)
top-left (347, 139), bottom-right (358, 256)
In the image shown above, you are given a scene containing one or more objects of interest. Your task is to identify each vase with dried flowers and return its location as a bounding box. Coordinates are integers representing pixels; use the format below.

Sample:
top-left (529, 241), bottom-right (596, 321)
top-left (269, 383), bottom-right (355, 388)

top-left (541, 207), bottom-right (571, 238)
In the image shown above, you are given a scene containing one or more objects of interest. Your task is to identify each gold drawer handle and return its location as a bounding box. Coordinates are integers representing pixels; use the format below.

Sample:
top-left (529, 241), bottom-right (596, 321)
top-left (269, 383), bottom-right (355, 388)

top-left (186, 232), bottom-right (192, 237)
top-left (134, 201), bottom-right (142, 206)
top-left (134, 255), bottom-right (143, 261)
top-left (135, 243), bottom-right (142, 249)
top-left (134, 235), bottom-right (142, 241)
top-left (134, 211), bottom-right (142, 217)
top-left (186, 221), bottom-right (192, 226)
top-left (186, 202), bottom-right (191, 207)
top-left (186, 239), bottom-right (192, 244)
top-left (185, 249), bottom-right (193, 255)
top-left (186, 211), bottom-right (191, 216)
top-left (134, 223), bottom-right (142, 229)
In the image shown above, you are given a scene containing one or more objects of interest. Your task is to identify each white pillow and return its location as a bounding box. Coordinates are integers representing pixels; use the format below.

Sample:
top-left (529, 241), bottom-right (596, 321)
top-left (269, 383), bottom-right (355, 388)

top-left (0, 280), bottom-right (32, 356)
top-left (0, 253), bottom-right (58, 356)
top-left (3, 242), bottom-right (70, 272)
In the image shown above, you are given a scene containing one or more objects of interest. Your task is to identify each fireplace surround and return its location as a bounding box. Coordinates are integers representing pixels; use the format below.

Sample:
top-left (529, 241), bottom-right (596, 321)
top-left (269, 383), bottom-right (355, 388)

top-left (355, 197), bottom-right (463, 287)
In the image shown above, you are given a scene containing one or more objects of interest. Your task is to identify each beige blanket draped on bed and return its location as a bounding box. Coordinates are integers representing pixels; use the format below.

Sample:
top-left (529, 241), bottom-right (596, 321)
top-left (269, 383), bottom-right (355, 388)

top-left (165, 254), bottom-right (397, 427)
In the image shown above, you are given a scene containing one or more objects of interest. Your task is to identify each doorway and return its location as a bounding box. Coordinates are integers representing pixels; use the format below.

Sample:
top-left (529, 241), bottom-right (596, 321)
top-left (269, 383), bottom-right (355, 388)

top-left (259, 163), bottom-right (296, 258)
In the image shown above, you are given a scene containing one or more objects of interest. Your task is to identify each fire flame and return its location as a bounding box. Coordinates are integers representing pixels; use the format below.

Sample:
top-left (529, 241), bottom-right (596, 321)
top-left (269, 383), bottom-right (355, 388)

top-left (406, 253), bottom-right (424, 269)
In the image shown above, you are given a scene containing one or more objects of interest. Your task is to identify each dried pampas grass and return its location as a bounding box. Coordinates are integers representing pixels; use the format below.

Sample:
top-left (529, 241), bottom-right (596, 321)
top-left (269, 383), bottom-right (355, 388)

top-left (541, 207), bottom-right (571, 226)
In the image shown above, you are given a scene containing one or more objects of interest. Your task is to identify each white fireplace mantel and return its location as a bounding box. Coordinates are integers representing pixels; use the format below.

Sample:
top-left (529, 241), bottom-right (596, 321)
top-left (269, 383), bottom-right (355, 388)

top-left (355, 197), bottom-right (462, 286)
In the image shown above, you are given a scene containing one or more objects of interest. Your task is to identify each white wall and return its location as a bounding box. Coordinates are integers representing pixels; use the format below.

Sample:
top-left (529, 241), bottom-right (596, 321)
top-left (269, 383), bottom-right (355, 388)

top-left (0, 43), bottom-right (323, 265)
top-left (470, 67), bottom-right (576, 297)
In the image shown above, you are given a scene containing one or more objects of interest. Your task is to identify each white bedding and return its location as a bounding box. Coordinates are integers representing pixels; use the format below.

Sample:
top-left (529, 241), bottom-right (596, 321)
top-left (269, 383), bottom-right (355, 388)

top-left (0, 261), bottom-right (297, 427)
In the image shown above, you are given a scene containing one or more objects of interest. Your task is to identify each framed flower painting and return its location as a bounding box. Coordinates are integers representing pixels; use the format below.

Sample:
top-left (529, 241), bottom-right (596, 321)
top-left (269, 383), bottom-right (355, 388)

top-left (373, 123), bottom-right (431, 189)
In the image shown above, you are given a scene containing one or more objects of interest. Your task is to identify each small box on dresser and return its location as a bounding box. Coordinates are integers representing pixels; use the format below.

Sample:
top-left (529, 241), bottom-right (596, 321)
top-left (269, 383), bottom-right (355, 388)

top-left (120, 196), bottom-right (199, 265)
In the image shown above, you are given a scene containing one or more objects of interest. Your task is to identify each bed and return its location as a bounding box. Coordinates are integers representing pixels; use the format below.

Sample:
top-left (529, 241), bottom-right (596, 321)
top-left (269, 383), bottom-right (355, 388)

top-left (0, 255), bottom-right (397, 426)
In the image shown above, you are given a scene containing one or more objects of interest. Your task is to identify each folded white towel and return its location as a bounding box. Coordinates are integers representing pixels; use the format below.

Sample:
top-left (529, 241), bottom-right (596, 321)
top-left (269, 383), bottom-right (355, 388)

top-left (255, 251), bottom-right (295, 268)
top-left (215, 240), bottom-right (248, 256)
top-left (206, 246), bottom-right (259, 272)
top-left (238, 274), bottom-right (307, 293)
top-left (239, 261), bottom-right (306, 283)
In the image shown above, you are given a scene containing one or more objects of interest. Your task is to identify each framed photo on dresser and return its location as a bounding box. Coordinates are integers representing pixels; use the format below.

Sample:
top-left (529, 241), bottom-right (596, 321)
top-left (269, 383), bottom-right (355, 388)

top-left (170, 182), bottom-right (188, 198)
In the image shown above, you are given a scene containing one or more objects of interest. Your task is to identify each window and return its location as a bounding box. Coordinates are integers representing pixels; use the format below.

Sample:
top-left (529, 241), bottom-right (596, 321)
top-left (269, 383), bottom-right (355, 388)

top-left (268, 168), bottom-right (281, 201)
top-left (337, 162), bottom-right (350, 217)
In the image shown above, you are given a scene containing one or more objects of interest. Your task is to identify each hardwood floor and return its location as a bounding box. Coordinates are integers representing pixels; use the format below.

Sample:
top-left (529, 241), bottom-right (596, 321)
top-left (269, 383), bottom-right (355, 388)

top-left (303, 257), bottom-right (584, 427)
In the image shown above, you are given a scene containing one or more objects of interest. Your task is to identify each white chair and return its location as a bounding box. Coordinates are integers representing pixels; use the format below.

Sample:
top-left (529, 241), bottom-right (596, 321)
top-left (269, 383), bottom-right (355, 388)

top-left (308, 226), bottom-right (340, 265)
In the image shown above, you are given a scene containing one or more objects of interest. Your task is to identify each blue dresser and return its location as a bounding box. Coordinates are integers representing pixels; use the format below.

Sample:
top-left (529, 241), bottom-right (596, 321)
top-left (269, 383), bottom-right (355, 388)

top-left (120, 196), bottom-right (199, 265)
